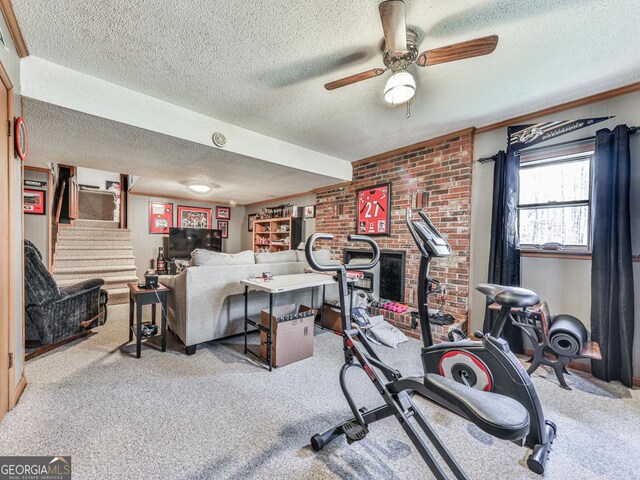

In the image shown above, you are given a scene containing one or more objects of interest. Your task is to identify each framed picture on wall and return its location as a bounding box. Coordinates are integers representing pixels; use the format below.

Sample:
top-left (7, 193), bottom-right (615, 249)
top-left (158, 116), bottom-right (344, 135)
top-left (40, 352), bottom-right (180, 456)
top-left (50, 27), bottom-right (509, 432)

top-left (216, 206), bottom-right (230, 219)
top-left (248, 213), bottom-right (256, 232)
top-left (217, 220), bottom-right (229, 238)
top-left (178, 206), bottom-right (212, 229)
top-left (149, 202), bottom-right (173, 234)
top-left (23, 189), bottom-right (45, 215)
top-left (356, 182), bottom-right (391, 236)
top-left (303, 205), bottom-right (316, 218)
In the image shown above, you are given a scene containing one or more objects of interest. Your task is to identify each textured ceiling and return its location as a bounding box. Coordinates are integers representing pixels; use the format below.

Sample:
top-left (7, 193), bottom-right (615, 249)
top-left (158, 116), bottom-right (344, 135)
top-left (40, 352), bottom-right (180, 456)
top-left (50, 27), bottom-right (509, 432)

top-left (23, 99), bottom-right (338, 204)
top-left (13, 0), bottom-right (640, 162)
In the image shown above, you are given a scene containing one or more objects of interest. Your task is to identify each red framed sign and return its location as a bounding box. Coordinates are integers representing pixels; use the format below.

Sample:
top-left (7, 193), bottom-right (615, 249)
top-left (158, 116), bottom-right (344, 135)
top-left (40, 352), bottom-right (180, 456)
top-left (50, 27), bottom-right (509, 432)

top-left (15, 116), bottom-right (28, 161)
top-left (216, 206), bottom-right (230, 219)
top-left (23, 189), bottom-right (45, 215)
top-left (149, 202), bottom-right (173, 234)
top-left (356, 183), bottom-right (391, 236)
top-left (177, 205), bottom-right (212, 229)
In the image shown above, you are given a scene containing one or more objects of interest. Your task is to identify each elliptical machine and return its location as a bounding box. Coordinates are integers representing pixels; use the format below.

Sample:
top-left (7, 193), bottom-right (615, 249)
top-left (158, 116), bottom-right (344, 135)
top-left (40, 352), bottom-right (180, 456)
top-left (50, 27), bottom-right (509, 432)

top-left (306, 233), bottom-right (531, 480)
top-left (406, 208), bottom-right (556, 473)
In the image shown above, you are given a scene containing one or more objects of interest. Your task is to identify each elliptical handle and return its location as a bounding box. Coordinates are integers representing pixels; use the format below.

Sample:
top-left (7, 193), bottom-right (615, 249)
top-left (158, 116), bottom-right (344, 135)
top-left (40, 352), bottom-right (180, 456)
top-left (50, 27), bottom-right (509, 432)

top-left (305, 233), bottom-right (338, 272)
top-left (304, 233), bottom-right (380, 272)
top-left (345, 235), bottom-right (380, 271)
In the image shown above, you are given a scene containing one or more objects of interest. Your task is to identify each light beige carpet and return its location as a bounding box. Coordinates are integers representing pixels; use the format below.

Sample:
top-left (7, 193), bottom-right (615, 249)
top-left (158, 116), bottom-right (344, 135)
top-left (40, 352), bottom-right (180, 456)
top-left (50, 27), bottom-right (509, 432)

top-left (0, 304), bottom-right (638, 479)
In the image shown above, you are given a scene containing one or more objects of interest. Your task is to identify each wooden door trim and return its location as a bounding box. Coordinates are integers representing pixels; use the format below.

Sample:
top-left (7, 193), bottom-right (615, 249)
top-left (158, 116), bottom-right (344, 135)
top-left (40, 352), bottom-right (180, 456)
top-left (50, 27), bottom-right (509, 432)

top-left (0, 59), bottom-right (17, 414)
top-left (12, 374), bottom-right (25, 405)
top-left (48, 169), bottom-right (53, 270)
top-left (476, 81), bottom-right (640, 134)
top-left (119, 173), bottom-right (127, 229)
top-left (23, 166), bottom-right (50, 174)
top-left (0, 0), bottom-right (29, 58)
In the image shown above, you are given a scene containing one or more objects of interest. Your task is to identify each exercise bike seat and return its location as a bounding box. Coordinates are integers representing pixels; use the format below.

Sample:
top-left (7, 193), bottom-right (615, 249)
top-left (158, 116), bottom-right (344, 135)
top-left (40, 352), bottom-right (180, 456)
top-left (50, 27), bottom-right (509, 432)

top-left (423, 373), bottom-right (530, 442)
top-left (476, 283), bottom-right (540, 308)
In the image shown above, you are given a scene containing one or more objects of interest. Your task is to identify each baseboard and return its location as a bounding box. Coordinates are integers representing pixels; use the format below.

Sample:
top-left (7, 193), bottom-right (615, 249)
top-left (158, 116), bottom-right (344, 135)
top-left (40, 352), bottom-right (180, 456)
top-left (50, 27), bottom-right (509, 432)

top-left (25, 330), bottom-right (94, 361)
top-left (12, 375), bottom-right (26, 407)
top-left (523, 347), bottom-right (640, 388)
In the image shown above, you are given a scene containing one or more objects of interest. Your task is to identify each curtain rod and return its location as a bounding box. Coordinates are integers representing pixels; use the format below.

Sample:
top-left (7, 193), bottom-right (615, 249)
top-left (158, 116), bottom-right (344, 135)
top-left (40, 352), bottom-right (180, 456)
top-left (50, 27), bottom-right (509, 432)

top-left (476, 126), bottom-right (639, 163)
top-left (477, 153), bottom-right (499, 164)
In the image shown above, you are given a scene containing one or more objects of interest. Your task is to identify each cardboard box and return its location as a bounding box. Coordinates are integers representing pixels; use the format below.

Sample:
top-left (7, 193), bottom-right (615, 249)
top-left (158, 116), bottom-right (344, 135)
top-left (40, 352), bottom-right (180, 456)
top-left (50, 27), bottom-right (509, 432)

top-left (260, 304), bottom-right (315, 367)
top-left (316, 305), bottom-right (344, 333)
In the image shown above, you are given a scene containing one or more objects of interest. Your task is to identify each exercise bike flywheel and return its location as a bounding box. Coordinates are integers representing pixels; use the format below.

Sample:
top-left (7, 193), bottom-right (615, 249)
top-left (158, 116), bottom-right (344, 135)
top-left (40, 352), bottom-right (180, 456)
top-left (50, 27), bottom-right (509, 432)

top-left (438, 350), bottom-right (494, 391)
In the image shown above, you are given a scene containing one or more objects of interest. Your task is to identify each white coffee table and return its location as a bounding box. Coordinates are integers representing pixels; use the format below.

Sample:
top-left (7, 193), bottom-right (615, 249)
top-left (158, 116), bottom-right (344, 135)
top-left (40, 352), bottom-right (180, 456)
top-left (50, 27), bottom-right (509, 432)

top-left (241, 273), bottom-right (336, 371)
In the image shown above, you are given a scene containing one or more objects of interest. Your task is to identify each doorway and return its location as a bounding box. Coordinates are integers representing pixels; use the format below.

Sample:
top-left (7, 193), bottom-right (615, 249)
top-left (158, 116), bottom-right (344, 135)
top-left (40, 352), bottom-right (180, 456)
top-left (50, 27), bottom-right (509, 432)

top-left (0, 61), bottom-right (17, 422)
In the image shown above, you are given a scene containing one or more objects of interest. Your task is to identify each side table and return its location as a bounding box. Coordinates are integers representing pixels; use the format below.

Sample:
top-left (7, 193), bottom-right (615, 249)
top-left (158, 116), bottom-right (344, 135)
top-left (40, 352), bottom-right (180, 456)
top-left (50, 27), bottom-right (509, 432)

top-left (128, 282), bottom-right (169, 358)
top-left (241, 273), bottom-right (335, 371)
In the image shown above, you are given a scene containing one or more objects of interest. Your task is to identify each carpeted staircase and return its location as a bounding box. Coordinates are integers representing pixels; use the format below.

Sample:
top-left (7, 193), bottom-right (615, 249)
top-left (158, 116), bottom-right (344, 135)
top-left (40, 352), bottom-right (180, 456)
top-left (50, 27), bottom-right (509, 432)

top-left (53, 219), bottom-right (138, 305)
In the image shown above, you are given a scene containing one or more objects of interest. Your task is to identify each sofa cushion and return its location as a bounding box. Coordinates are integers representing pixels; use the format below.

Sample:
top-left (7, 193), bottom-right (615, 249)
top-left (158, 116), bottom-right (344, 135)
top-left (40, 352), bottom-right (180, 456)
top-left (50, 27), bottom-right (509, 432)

top-left (255, 250), bottom-right (298, 264)
top-left (295, 248), bottom-right (332, 264)
top-left (191, 249), bottom-right (255, 266)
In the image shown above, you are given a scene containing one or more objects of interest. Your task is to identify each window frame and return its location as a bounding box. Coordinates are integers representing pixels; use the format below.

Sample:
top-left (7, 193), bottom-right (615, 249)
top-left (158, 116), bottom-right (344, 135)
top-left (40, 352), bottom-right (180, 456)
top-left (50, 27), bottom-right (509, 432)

top-left (517, 145), bottom-right (594, 254)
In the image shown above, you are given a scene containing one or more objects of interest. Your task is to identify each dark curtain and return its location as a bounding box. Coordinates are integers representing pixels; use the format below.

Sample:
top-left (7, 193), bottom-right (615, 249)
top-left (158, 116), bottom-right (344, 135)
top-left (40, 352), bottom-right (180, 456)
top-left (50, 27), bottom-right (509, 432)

top-left (483, 149), bottom-right (523, 352)
top-left (590, 125), bottom-right (635, 388)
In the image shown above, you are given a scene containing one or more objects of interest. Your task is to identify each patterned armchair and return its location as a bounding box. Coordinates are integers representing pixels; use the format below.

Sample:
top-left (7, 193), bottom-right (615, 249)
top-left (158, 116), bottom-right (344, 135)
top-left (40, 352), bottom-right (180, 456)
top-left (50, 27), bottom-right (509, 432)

top-left (24, 240), bottom-right (108, 345)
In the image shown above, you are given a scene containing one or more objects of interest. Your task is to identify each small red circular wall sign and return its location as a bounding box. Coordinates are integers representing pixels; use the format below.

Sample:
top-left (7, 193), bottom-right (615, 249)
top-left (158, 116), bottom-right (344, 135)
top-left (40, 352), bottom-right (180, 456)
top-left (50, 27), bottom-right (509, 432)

top-left (15, 116), bottom-right (27, 161)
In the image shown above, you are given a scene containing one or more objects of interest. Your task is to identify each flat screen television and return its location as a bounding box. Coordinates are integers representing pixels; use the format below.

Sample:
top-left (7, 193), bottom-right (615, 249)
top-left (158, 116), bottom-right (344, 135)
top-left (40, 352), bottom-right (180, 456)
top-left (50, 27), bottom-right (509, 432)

top-left (168, 227), bottom-right (222, 259)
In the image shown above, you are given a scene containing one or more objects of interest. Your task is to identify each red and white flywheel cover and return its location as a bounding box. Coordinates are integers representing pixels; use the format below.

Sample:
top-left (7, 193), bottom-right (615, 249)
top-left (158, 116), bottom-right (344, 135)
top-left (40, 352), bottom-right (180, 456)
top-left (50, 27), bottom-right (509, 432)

top-left (438, 350), bottom-right (493, 391)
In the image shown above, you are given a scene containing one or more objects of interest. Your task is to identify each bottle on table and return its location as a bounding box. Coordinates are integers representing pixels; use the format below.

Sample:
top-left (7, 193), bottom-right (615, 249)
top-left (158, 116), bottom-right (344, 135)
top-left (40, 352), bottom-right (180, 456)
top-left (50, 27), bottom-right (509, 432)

top-left (156, 247), bottom-right (166, 274)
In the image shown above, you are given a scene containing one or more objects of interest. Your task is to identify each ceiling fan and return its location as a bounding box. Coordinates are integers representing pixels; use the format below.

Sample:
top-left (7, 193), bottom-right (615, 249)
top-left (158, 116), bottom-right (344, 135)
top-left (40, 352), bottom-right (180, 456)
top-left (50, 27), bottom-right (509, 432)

top-left (324, 0), bottom-right (498, 107)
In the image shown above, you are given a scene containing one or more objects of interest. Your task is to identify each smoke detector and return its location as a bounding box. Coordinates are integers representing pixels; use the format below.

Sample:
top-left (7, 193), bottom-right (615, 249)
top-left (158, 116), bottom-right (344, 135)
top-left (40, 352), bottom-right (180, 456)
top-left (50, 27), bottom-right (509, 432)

top-left (212, 132), bottom-right (226, 148)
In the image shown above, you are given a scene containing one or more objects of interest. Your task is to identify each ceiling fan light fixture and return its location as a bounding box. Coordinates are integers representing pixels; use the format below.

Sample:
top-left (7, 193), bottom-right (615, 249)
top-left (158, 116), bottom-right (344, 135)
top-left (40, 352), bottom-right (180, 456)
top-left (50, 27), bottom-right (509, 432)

top-left (383, 70), bottom-right (416, 105)
top-left (188, 183), bottom-right (212, 193)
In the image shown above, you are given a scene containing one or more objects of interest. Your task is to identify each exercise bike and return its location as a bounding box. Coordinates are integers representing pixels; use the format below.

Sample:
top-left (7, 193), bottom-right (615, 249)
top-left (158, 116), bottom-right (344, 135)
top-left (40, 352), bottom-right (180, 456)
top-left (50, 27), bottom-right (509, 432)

top-left (306, 234), bottom-right (531, 480)
top-left (406, 208), bottom-right (556, 473)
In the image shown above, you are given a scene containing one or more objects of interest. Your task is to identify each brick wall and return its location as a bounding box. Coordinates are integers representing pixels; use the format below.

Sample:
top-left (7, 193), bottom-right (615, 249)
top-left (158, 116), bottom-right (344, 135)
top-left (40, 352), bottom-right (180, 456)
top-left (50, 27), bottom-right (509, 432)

top-left (315, 130), bottom-right (474, 336)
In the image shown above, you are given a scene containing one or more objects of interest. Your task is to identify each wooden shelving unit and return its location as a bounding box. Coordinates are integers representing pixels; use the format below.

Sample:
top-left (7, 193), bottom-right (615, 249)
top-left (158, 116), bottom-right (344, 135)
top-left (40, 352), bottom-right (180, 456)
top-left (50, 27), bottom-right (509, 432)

top-left (252, 217), bottom-right (303, 253)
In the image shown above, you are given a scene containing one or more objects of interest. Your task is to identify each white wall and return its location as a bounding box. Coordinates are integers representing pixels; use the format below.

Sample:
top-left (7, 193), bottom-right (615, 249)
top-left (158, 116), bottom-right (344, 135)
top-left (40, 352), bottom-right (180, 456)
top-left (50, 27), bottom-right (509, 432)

top-left (241, 193), bottom-right (317, 251)
top-left (76, 166), bottom-right (120, 188)
top-left (23, 169), bottom-right (49, 267)
top-left (21, 56), bottom-right (353, 182)
top-left (471, 90), bottom-right (640, 376)
top-left (129, 194), bottom-right (245, 277)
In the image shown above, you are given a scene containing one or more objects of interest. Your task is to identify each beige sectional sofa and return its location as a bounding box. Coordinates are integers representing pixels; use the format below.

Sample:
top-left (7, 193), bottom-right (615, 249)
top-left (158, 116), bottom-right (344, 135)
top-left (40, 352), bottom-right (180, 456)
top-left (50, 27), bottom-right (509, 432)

top-left (161, 248), bottom-right (336, 354)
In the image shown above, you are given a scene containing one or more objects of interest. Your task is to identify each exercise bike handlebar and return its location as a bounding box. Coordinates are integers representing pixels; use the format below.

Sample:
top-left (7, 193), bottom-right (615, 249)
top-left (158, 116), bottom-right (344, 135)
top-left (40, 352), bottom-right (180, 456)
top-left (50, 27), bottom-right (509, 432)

top-left (405, 208), bottom-right (430, 258)
top-left (305, 233), bottom-right (380, 272)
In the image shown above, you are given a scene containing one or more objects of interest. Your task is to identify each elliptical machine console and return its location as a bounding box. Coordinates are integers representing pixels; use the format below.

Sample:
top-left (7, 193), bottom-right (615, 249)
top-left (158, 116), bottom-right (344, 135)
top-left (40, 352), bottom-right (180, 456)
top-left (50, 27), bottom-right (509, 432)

top-left (409, 210), bottom-right (452, 258)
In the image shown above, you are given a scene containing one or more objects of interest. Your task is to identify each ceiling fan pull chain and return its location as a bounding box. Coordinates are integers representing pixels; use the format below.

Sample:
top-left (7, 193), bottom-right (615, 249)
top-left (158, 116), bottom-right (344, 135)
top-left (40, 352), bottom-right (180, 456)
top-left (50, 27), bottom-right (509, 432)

top-left (406, 100), bottom-right (411, 118)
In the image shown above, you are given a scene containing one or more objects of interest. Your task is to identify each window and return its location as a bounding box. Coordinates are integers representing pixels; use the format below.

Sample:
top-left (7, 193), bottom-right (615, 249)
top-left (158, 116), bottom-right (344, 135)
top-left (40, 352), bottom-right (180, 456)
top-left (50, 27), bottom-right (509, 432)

top-left (518, 145), bottom-right (593, 252)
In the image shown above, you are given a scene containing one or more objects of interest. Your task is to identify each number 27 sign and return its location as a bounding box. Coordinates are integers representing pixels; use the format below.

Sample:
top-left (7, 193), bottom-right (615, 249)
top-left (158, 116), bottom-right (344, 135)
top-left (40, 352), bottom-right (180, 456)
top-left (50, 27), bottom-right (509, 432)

top-left (356, 183), bottom-right (391, 236)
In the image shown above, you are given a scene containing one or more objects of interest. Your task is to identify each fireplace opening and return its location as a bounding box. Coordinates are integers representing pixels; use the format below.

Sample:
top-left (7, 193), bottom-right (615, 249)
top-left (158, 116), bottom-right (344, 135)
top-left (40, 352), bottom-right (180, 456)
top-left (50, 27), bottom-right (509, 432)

top-left (344, 248), bottom-right (406, 302)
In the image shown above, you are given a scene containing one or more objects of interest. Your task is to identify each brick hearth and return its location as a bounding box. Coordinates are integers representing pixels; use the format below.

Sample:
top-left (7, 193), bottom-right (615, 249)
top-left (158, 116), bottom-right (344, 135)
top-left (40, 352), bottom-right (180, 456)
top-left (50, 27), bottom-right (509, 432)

top-left (315, 130), bottom-right (474, 339)
top-left (368, 306), bottom-right (467, 343)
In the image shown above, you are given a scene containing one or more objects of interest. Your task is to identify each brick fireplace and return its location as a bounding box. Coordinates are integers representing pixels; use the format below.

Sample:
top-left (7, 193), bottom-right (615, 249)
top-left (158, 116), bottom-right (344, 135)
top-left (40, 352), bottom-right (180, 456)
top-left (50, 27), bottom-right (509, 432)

top-left (315, 129), bottom-right (474, 336)
top-left (344, 248), bottom-right (406, 302)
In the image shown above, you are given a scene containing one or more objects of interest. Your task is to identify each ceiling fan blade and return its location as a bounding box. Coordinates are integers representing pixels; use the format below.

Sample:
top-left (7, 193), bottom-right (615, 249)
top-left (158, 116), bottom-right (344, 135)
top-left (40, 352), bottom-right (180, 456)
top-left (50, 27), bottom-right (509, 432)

top-left (416, 35), bottom-right (498, 67)
top-left (379, 0), bottom-right (407, 53)
top-left (324, 68), bottom-right (387, 90)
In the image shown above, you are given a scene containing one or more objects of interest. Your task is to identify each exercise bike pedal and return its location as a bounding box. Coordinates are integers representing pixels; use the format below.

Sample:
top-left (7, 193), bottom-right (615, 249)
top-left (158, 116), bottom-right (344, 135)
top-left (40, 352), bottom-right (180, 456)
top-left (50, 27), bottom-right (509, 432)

top-left (343, 421), bottom-right (368, 444)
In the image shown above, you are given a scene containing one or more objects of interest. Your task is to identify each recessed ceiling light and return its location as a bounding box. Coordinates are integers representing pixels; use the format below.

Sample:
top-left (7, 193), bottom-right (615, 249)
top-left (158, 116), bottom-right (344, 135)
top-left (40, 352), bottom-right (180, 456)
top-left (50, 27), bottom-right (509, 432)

top-left (188, 183), bottom-right (212, 193)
